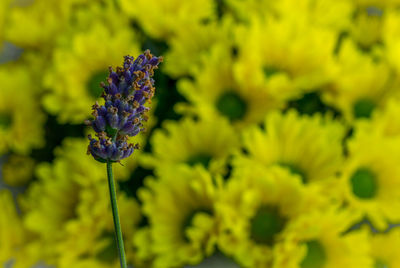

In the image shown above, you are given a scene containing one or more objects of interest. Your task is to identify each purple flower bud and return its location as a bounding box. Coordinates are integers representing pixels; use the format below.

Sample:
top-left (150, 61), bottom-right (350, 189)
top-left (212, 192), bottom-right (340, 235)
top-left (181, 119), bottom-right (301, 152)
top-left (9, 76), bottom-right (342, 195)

top-left (86, 50), bottom-right (162, 162)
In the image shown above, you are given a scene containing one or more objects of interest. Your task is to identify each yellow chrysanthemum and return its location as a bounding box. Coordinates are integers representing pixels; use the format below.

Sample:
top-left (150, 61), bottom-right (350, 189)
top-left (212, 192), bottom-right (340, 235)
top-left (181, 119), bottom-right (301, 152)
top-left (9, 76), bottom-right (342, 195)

top-left (383, 9), bottom-right (400, 75)
top-left (235, 110), bottom-right (345, 188)
top-left (2, 154), bottom-right (35, 186)
top-left (217, 166), bottom-right (325, 267)
top-left (273, 207), bottom-right (371, 268)
top-left (0, 190), bottom-right (25, 266)
top-left (163, 16), bottom-right (234, 78)
top-left (5, 0), bottom-right (93, 49)
top-left (121, 0), bottom-right (215, 40)
top-left (43, 10), bottom-right (140, 123)
top-left (21, 139), bottom-right (142, 267)
top-left (140, 116), bottom-right (240, 176)
top-left (233, 16), bottom-right (337, 103)
top-left (0, 65), bottom-right (45, 155)
top-left (355, 98), bottom-right (400, 138)
top-left (138, 166), bottom-right (222, 267)
top-left (322, 39), bottom-right (395, 123)
top-left (349, 4), bottom-right (387, 50)
top-left (176, 42), bottom-right (281, 129)
top-left (225, 0), bottom-right (353, 31)
top-left (339, 134), bottom-right (400, 230)
top-left (369, 228), bottom-right (400, 268)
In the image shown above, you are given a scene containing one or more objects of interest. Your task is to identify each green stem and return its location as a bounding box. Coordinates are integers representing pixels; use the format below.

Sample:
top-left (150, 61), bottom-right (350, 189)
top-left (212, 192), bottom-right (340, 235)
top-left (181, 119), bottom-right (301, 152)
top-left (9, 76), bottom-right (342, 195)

top-left (106, 161), bottom-right (127, 268)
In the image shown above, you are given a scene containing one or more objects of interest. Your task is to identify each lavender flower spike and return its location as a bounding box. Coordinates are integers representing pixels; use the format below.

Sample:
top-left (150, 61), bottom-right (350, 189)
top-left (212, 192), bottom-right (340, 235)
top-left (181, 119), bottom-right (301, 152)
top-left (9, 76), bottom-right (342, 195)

top-left (86, 50), bottom-right (163, 163)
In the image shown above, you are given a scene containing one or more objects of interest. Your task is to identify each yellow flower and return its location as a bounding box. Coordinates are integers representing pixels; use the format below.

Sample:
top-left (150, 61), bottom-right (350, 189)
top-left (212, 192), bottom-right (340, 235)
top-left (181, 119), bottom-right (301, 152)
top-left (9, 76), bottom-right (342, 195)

top-left (217, 166), bottom-right (325, 267)
top-left (21, 138), bottom-right (142, 267)
top-left (121, 0), bottom-right (215, 40)
top-left (369, 228), bottom-right (400, 268)
top-left (2, 154), bottom-right (35, 186)
top-left (236, 110), bottom-right (345, 188)
top-left (176, 42), bottom-right (281, 129)
top-left (0, 65), bottom-right (46, 155)
top-left (138, 166), bottom-right (222, 267)
top-left (355, 98), bottom-right (400, 138)
top-left (43, 8), bottom-right (140, 123)
top-left (339, 134), bottom-right (400, 230)
top-left (383, 9), bottom-right (400, 75)
top-left (273, 207), bottom-right (371, 268)
top-left (164, 16), bottom-right (234, 78)
top-left (225, 0), bottom-right (353, 31)
top-left (0, 190), bottom-right (25, 266)
top-left (140, 116), bottom-right (240, 176)
top-left (5, 0), bottom-right (92, 49)
top-left (323, 39), bottom-right (395, 123)
top-left (233, 16), bottom-right (337, 103)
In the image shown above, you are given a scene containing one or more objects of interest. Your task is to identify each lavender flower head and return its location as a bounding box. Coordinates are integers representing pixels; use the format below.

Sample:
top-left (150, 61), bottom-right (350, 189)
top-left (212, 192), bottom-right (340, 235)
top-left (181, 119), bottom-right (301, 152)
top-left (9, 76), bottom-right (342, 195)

top-left (86, 50), bottom-right (163, 162)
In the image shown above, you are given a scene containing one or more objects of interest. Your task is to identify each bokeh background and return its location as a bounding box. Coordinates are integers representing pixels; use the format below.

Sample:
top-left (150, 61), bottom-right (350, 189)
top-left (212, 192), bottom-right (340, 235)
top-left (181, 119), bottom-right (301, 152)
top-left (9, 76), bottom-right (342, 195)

top-left (1, 0), bottom-right (400, 267)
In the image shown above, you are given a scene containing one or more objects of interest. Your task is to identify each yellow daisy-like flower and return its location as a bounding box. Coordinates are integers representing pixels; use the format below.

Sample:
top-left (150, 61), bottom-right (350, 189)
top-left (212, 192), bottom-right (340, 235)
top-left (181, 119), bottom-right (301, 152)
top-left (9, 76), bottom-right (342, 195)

top-left (369, 228), bottom-right (400, 268)
top-left (43, 10), bottom-right (140, 123)
top-left (273, 207), bottom-right (371, 268)
top-left (140, 116), bottom-right (240, 176)
top-left (2, 154), bottom-right (35, 186)
top-left (120, 0), bottom-right (215, 40)
top-left (217, 166), bottom-right (325, 267)
top-left (163, 16), bottom-right (234, 78)
top-left (21, 139), bottom-right (142, 267)
top-left (176, 42), bottom-right (281, 129)
top-left (383, 9), bottom-right (400, 75)
top-left (355, 98), bottom-right (400, 139)
top-left (138, 166), bottom-right (222, 267)
top-left (5, 0), bottom-right (93, 49)
top-left (0, 190), bottom-right (25, 266)
top-left (0, 65), bottom-right (45, 155)
top-left (225, 0), bottom-right (353, 31)
top-left (323, 39), bottom-right (396, 123)
top-left (350, 4), bottom-right (386, 50)
top-left (233, 16), bottom-right (337, 103)
top-left (339, 134), bottom-right (400, 230)
top-left (235, 110), bottom-right (345, 187)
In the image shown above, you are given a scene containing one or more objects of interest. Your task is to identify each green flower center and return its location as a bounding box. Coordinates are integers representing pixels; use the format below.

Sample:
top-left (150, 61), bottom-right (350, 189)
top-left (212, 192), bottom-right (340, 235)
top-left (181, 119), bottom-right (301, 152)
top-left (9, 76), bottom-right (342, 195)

top-left (87, 70), bottom-right (109, 99)
top-left (350, 168), bottom-right (378, 199)
top-left (0, 113), bottom-right (12, 129)
top-left (279, 162), bottom-right (307, 183)
top-left (216, 91), bottom-right (247, 121)
top-left (187, 154), bottom-right (212, 168)
top-left (374, 259), bottom-right (389, 268)
top-left (95, 231), bottom-right (118, 263)
top-left (300, 240), bottom-right (327, 268)
top-left (250, 206), bottom-right (286, 245)
top-left (353, 99), bottom-right (375, 119)
top-left (182, 208), bottom-right (213, 242)
top-left (263, 66), bottom-right (280, 78)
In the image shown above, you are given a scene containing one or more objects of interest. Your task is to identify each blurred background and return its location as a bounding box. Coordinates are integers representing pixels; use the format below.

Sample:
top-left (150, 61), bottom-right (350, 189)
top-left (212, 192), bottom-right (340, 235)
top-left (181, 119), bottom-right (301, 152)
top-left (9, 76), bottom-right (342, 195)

top-left (1, 0), bottom-right (400, 267)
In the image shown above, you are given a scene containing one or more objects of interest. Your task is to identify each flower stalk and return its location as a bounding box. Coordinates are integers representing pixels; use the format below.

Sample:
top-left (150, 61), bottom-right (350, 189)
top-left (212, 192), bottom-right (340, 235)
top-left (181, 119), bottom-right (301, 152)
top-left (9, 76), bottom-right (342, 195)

top-left (106, 161), bottom-right (127, 268)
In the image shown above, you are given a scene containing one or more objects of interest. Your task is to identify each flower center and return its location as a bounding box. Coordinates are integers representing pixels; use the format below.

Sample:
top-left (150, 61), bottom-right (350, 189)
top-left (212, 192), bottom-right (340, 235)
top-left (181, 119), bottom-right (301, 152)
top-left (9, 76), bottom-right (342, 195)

top-left (216, 91), bottom-right (247, 121)
top-left (374, 259), bottom-right (389, 268)
top-left (187, 154), bottom-right (212, 168)
top-left (0, 112), bottom-right (12, 129)
top-left (250, 206), bottom-right (286, 245)
top-left (87, 70), bottom-right (109, 99)
top-left (95, 231), bottom-right (118, 263)
top-left (300, 240), bottom-right (327, 268)
top-left (353, 98), bottom-right (375, 119)
top-left (350, 167), bottom-right (377, 199)
top-left (182, 208), bottom-right (213, 242)
top-left (279, 162), bottom-right (307, 183)
top-left (263, 66), bottom-right (281, 78)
